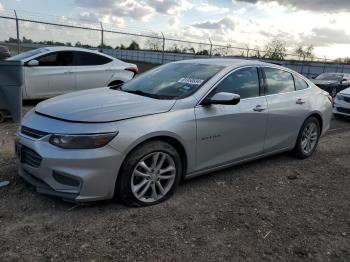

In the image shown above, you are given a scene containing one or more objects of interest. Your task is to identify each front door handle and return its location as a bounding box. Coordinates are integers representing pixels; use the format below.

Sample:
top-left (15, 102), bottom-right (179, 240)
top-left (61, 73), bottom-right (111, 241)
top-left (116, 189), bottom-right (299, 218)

top-left (296, 99), bottom-right (306, 105)
top-left (253, 105), bottom-right (266, 112)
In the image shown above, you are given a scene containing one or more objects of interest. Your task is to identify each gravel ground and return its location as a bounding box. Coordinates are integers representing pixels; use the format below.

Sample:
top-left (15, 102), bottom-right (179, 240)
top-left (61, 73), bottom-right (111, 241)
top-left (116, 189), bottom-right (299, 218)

top-left (0, 105), bottom-right (349, 261)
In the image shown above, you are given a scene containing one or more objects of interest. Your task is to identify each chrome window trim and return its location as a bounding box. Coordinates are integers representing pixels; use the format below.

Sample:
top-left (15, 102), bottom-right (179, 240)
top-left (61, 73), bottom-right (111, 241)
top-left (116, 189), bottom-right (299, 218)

top-left (261, 65), bottom-right (312, 97)
top-left (196, 65), bottom-right (263, 106)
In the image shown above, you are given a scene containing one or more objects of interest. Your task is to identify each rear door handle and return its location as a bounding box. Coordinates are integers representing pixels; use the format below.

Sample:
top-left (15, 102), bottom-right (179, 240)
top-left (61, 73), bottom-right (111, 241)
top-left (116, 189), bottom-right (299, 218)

top-left (253, 105), bottom-right (266, 112)
top-left (296, 99), bottom-right (306, 105)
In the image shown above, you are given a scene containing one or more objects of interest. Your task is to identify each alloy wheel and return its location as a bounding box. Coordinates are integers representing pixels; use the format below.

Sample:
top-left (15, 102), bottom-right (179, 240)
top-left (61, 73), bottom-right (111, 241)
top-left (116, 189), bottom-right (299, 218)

top-left (301, 122), bottom-right (318, 155)
top-left (131, 152), bottom-right (176, 203)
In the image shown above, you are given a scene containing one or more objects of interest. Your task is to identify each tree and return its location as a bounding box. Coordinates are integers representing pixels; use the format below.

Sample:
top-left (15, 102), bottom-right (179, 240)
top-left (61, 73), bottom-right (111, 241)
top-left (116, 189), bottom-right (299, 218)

top-left (145, 35), bottom-right (163, 51)
top-left (196, 49), bottom-right (209, 55)
top-left (126, 41), bottom-right (140, 50)
top-left (295, 45), bottom-right (315, 60)
top-left (263, 39), bottom-right (287, 60)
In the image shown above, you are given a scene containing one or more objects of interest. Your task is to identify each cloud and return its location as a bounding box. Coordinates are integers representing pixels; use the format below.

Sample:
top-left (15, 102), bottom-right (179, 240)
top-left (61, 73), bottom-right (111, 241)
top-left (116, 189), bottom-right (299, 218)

top-left (148, 0), bottom-right (191, 15)
top-left (74, 0), bottom-right (154, 21)
top-left (0, 2), bottom-right (3, 10)
top-left (78, 11), bottom-right (124, 26)
top-left (303, 27), bottom-right (350, 46)
top-left (192, 17), bottom-right (235, 30)
top-left (194, 3), bottom-right (230, 14)
top-left (235, 0), bottom-right (350, 12)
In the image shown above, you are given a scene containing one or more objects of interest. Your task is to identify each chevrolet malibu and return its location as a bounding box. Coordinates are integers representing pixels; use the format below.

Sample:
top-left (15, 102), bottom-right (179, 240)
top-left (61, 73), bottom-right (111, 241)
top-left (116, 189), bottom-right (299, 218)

top-left (16, 59), bottom-right (333, 206)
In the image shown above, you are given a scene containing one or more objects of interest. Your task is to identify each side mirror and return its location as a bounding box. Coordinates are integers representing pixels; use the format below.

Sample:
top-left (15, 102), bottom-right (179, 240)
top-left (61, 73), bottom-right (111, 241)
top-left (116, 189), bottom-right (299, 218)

top-left (202, 92), bottom-right (240, 106)
top-left (341, 78), bottom-right (347, 83)
top-left (27, 59), bottom-right (39, 67)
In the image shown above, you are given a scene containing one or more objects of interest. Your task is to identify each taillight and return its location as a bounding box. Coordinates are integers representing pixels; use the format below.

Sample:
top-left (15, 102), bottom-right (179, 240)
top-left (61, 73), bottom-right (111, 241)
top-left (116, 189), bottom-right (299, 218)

top-left (125, 67), bottom-right (139, 77)
top-left (327, 95), bottom-right (333, 104)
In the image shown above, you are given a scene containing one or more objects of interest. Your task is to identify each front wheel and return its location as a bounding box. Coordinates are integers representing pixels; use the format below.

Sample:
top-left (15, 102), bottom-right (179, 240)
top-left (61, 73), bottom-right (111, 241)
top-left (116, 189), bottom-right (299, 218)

top-left (116, 141), bottom-right (182, 207)
top-left (293, 117), bottom-right (321, 159)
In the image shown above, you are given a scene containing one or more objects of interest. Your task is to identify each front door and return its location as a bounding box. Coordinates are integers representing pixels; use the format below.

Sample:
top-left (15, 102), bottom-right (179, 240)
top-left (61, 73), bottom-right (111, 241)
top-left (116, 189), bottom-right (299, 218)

top-left (25, 51), bottom-right (76, 98)
top-left (195, 67), bottom-right (268, 171)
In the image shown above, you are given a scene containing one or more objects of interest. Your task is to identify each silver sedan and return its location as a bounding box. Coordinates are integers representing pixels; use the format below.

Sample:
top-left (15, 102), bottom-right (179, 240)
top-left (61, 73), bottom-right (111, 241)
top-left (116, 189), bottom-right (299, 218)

top-left (16, 59), bottom-right (333, 206)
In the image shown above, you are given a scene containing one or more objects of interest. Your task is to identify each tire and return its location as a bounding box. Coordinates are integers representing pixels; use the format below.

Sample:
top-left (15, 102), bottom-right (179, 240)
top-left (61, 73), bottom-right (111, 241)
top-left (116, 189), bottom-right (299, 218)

top-left (293, 117), bottom-right (321, 159)
top-left (116, 140), bottom-right (182, 207)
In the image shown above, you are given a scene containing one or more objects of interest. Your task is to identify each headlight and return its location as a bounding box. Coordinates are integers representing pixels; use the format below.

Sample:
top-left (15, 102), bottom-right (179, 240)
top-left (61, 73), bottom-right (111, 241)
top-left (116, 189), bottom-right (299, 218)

top-left (49, 132), bottom-right (118, 149)
top-left (336, 94), bottom-right (344, 101)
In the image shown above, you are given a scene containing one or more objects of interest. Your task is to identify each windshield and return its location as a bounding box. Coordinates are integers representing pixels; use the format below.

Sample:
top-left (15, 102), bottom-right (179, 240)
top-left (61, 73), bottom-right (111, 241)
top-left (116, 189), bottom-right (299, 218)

top-left (121, 63), bottom-right (224, 99)
top-left (7, 48), bottom-right (48, 61)
top-left (316, 73), bottom-right (343, 81)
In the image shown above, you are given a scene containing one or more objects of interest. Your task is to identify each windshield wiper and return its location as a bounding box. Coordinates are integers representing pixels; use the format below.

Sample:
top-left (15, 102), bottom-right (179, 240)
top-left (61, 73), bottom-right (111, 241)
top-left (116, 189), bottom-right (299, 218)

top-left (122, 90), bottom-right (175, 99)
top-left (109, 83), bottom-right (124, 90)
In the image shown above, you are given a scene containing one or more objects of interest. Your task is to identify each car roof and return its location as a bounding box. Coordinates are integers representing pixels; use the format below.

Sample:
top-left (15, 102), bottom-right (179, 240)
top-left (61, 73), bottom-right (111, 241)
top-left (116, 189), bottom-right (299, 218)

top-left (175, 58), bottom-right (277, 68)
top-left (39, 46), bottom-right (114, 58)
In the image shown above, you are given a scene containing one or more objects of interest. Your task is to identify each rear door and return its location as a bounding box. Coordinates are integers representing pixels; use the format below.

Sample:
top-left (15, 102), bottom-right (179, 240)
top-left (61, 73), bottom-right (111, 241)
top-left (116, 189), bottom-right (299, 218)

top-left (195, 67), bottom-right (268, 171)
top-left (75, 51), bottom-right (114, 90)
top-left (262, 67), bottom-right (310, 152)
top-left (24, 51), bottom-right (76, 98)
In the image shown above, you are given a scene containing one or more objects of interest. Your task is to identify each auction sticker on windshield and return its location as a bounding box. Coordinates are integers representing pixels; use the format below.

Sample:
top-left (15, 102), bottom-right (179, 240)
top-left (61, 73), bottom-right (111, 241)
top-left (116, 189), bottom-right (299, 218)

top-left (178, 78), bottom-right (204, 86)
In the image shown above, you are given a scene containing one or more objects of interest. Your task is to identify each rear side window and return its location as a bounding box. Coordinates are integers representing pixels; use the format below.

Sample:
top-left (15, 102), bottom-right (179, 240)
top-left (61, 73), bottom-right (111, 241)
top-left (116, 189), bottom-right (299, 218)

top-left (76, 52), bottom-right (112, 66)
top-left (264, 68), bottom-right (295, 95)
top-left (213, 67), bottom-right (260, 99)
top-left (37, 52), bottom-right (74, 66)
top-left (294, 75), bottom-right (309, 90)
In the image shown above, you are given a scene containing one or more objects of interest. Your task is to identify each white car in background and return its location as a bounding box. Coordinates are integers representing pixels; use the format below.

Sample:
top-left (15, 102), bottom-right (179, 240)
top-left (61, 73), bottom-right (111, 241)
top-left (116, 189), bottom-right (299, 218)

top-left (7, 47), bottom-right (138, 99)
top-left (333, 87), bottom-right (350, 117)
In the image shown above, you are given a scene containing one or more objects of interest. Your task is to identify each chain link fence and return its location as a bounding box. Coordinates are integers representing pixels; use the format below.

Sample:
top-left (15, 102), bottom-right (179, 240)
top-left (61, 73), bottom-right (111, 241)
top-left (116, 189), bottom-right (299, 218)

top-left (1, 8), bottom-right (350, 78)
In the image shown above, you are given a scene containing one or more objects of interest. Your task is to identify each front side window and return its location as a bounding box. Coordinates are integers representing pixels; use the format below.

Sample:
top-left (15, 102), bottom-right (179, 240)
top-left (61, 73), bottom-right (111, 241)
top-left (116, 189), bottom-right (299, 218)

top-left (36, 52), bottom-right (74, 66)
top-left (76, 52), bottom-right (112, 66)
top-left (7, 48), bottom-right (48, 61)
top-left (121, 63), bottom-right (224, 99)
top-left (212, 67), bottom-right (260, 99)
top-left (264, 68), bottom-right (295, 95)
top-left (294, 75), bottom-right (309, 90)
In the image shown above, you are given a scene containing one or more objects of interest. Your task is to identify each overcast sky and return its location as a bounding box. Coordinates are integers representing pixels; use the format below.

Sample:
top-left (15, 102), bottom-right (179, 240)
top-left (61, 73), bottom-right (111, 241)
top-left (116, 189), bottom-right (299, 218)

top-left (1, 0), bottom-right (350, 58)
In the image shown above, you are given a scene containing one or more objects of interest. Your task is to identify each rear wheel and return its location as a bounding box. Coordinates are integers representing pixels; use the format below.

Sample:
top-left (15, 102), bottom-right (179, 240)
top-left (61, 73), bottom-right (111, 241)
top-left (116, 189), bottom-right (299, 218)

top-left (293, 117), bottom-right (321, 159)
top-left (116, 141), bottom-right (182, 207)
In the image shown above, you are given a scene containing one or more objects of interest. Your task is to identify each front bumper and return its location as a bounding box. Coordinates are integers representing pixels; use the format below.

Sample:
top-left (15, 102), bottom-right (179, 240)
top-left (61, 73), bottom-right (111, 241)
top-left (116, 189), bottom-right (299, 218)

top-left (333, 100), bottom-right (350, 117)
top-left (16, 131), bottom-right (124, 202)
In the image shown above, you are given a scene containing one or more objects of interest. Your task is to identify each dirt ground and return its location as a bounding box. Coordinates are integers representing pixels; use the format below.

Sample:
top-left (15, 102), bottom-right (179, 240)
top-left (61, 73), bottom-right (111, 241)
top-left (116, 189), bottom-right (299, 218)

top-left (0, 105), bottom-right (349, 261)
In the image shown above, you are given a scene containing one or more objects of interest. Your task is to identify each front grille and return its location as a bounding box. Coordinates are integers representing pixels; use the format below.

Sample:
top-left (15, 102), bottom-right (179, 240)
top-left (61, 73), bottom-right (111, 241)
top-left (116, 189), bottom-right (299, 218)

top-left (21, 146), bottom-right (42, 168)
top-left (337, 107), bottom-right (350, 115)
top-left (21, 126), bottom-right (48, 139)
top-left (343, 96), bottom-right (350, 103)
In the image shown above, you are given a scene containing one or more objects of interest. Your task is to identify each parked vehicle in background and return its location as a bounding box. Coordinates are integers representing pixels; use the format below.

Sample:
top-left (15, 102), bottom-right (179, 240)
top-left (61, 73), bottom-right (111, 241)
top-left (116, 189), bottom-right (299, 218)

top-left (0, 45), bottom-right (11, 59)
top-left (16, 59), bottom-right (332, 206)
top-left (333, 87), bottom-right (350, 117)
top-left (311, 73), bottom-right (350, 97)
top-left (7, 47), bottom-right (138, 99)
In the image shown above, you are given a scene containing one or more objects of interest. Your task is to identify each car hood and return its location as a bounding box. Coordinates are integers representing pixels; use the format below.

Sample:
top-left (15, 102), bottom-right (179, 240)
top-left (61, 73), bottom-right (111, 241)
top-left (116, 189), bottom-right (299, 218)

top-left (340, 87), bottom-right (350, 95)
top-left (35, 87), bottom-right (176, 123)
top-left (311, 79), bottom-right (339, 86)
